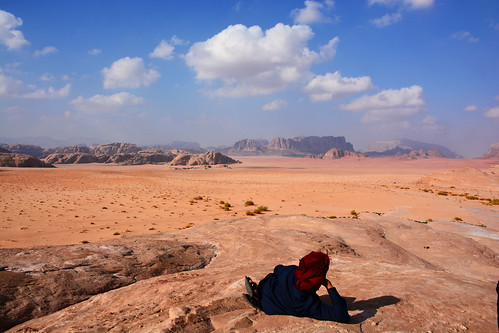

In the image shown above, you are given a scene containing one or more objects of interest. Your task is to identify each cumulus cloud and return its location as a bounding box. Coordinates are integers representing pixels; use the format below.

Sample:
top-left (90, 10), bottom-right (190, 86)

top-left (451, 31), bottom-right (479, 43)
top-left (304, 71), bottom-right (374, 101)
top-left (102, 57), bottom-right (160, 89)
top-left (149, 40), bottom-right (175, 60)
top-left (262, 99), bottom-right (288, 111)
top-left (341, 85), bottom-right (426, 123)
top-left (39, 72), bottom-right (54, 81)
top-left (33, 46), bottom-right (58, 58)
top-left (71, 92), bottom-right (145, 114)
top-left (484, 106), bottom-right (499, 119)
top-left (291, 0), bottom-right (335, 24)
top-left (418, 115), bottom-right (444, 131)
top-left (368, 0), bottom-right (433, 10)
top-left (0, 70), bottom-right (70, 99)
top-left (464, 105), bottom-right (478, 112)
top-left (0, 10), bottom-right (29, 50)
top-left (370, 12), bottom-right (402, 27)
top-left (185, 23), bottom-right (336, 97)
top-left (88, 48), bottom-right (102, 55)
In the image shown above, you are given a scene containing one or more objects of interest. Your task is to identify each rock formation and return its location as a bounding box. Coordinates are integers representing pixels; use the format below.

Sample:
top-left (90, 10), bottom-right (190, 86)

top-left (90, 142), bottom-right (141, 156)
top-left (225, 136), bottom-right (355, 156)
top-left (480, 142), bottom-right (499, 159)
top-left (0, 238), bottom-right (215, 330)
top-left (397, 148), bottom-right (446, 160)
top-left (170, 151), bottom-right (240, 166)
top-left (0, 144), bottom-right (47, 158)
top-left (0, 153), bottom-right (54, 168)
top-left (311, 148), bottom-right (367, 160)
top-left (5, 215), bottom-right (498, 332)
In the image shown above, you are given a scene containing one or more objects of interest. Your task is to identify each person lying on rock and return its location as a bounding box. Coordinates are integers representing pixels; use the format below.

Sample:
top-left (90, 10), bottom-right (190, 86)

top-left (243, 251), bottom-right (350, 323)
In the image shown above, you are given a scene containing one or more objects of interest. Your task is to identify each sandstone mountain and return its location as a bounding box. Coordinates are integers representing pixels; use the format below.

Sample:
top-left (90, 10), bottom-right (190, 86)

top-left (361, 139), bottom-right (460, 158)
top-left (309, 148), bottom-right (367, 160)
top-left (170, 151), bottom-right (240, 166)
top-left (5, 215), bottom-right (497, 332)
top-left (0, 153), bottom-right (54, 168)
top-left (398, 148), bottom-right (447, 160)
top-left (0, 144), bottom-right (54, 159)
top-left (480, 142), bottom-right (499, 159)
top-left (225, 136), bottom-right (355, 156)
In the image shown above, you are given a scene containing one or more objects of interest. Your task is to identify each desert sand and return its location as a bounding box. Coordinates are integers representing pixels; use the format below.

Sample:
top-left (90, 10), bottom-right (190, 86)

top-left (1, 156), bottom-right (498, 332)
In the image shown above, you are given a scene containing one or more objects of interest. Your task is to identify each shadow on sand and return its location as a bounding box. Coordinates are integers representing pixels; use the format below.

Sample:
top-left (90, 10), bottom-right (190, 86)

top-left (320, 295), bottom-right (401, 324)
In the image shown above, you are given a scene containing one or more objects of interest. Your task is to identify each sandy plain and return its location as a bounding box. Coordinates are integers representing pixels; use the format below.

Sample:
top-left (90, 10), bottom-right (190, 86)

top-left (1, 156), bottom-right (498, 249)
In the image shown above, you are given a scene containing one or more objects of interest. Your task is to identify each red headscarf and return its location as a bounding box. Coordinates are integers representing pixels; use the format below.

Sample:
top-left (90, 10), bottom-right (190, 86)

top-left (294, 251), bottom-right (330, 291)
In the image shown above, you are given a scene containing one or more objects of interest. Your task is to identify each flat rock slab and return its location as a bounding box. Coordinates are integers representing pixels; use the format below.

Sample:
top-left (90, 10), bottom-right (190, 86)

top-left (0, 238), bottom-right (215, 330)
top-left (5, 215), bottom-right (499, 332)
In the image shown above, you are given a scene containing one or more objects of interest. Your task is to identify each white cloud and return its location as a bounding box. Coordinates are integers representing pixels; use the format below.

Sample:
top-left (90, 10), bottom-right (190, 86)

top-left (370, 12), bottom-right (402, 27)
top-left (170, 35), bottom-right (188, 46)
top-left (291, 0), bottom-right (334, 24)
top-left (484, 106), bottom-right (499, 119)
top-left (464, 105), bottom-right (478, 112)
top-left (368, 0), bottom-right (433, 10)
top-left (88, 48), bottom-right (102, 55)
top-left (33, 46), bottom-right (58, 58)
top-left (185, 23), bottom-right (334, 97)
top-left (418, 115), bottom-right (444, 131)
top-left (71, 92), bottom-right (145, 114)
top-left (0, 10), bottom-right (29, 50)
top-left (102, 57), bottom-right (160, 89)
top-left (304, 71), bottom-right (374, 101)
top-left (341, 85), bottom-right (426, 123)
top-left (451, 31), bottom-right (479, 43)
top-left (0, 70), bottom-right (70, 99)
top-left (23, 83), bottom-right (71, 99)
top-left (262, 100), bottom-right (288, 111)
top-left (149, 40), bottom-right (174, 60)
top-left (319, 37), bottom-right (340, 59)
top-left (39, 72), bottom-right (54, 81)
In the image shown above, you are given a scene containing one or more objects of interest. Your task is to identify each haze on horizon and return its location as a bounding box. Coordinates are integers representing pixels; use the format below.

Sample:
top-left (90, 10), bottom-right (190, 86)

top-left (0, 0), bottom-right (498, 158)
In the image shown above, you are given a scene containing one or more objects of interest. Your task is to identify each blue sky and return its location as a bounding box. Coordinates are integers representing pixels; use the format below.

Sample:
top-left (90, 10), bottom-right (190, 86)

top-left (0, 0), bottom-right (498, 157)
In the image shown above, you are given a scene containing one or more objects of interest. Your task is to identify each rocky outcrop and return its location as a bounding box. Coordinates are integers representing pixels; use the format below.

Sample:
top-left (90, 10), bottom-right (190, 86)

top-left (90, 142), bottom-right (141, 156)
top-left (7, 215), bottom-right (499, 332)
top-left (170, 151), bottom-right (240, 166)
top-left (105, 150), bottom-right (177, 165)
top-left (311, 148), bottom-right (367, 159)
top-left (480, 142), bottom-right (499, 159)
top-left (0, 153), bottom-right (54, 167)
top-left (44, 153), bottom-right (102, 164)
top-left (0, 238), bottom-right (216, 330)
top-left (399, 149), bottom-right (446, 160)
top-left (0, 147), bottom-right (11, 153)
top-left (53, 146), bottom-right (92, 154)
top-left (225, 136), bottom-right (355, 156)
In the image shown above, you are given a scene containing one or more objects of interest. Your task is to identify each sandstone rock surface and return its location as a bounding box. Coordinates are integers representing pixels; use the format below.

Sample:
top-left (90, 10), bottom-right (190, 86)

top-left (311, 148), bottom-right (367, 160)
top-left (481, 142), bottom-right (499, 159)
top-left (0, 238), bottom-right (215, 330)
top-left (6, 215), bottom-right (498, 332)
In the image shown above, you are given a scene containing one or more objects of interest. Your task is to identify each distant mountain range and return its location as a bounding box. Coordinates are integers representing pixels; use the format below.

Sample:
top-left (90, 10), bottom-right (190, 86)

top-left (3, 136), bottom-right (495, 160)
top-left (360, 138), bottom-right (462, 159)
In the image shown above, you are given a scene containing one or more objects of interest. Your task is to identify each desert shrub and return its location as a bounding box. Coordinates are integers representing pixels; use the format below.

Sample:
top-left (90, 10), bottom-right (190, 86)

top-left (219, 200), bottom-right (225, 204)
top-left (193, 196), bottom-right (203, 200)
top-left (246, 210), bottom-right (255, 216)
top-left (350, 210), bottom-right (358, 217)
top-left (328, 216), bottom-right (337, 219)
top-left (426, 218), bottom-right (433, 222)
top-left (466, 195), bottom-right (479, 200)
top-left (220, 202), bottom-right (231, 211)
top-left (488, 199), bottom-right (499, 205)
top-left (454, 217), bottom-right (463, 222)
top-left (437, 191), bottom-right (449, 196)
top-left (253, 206), bottom-right (268, 214)
top-left (245, 200), bottom-right (255, 207)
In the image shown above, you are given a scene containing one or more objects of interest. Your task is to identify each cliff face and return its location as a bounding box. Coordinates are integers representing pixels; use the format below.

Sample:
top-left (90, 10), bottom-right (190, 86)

top-left (227, 136), bottom-right (355, 156)
top-left (480, 142), bottom-right (499, 159)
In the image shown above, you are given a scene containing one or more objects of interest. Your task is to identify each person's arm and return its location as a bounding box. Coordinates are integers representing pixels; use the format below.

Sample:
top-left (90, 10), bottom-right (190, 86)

top-left (316, 279), bottom-right (350, 323)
